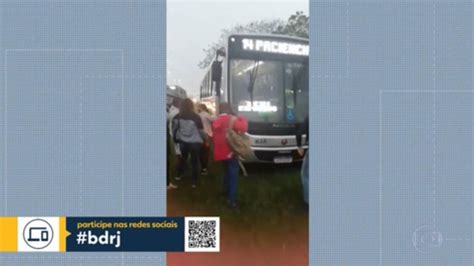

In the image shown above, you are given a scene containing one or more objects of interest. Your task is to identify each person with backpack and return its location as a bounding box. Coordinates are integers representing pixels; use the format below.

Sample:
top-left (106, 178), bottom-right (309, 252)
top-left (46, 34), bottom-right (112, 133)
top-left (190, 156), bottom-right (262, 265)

top-left (212, 103), bottom-right (248, 209)
top-left (172, 98), bottom-right (207, 188)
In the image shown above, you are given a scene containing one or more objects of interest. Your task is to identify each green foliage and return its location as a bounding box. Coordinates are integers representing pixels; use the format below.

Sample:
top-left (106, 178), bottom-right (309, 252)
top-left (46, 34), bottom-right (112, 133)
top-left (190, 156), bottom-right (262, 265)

top-left (167, 141), bottom-right (308, 229)
top-left (275, 11), bottom-right (309, 39)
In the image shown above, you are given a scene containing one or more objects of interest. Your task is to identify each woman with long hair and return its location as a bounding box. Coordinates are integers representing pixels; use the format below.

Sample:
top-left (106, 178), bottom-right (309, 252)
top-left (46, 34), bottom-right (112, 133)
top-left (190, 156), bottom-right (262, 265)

top-left (197, 103), bottom-right (216, 175)
top-left (171, 98), bottom-right (206, 188)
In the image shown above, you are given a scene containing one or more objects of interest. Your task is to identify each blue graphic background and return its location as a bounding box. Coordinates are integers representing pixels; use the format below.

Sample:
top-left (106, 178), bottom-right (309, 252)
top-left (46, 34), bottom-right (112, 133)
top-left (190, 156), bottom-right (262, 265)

top-left (0, 1), bottom-right (166, 265)
top-left (0, 0), bottom-right (473, 265)
top-left (311, 1), bottom-right (473, 265)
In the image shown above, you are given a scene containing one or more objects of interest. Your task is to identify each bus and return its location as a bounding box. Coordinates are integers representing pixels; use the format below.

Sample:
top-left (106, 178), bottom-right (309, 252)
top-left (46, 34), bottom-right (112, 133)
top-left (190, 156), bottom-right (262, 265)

top-left (200, 34), bottom-right (309, 163)
top-left (166, 85), bottom-right (187, 109)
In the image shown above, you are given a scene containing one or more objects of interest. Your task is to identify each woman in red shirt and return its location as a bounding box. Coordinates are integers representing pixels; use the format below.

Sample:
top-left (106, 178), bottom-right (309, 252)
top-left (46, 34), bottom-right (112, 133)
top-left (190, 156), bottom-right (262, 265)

top-left (212, 103), bottom-right (248, 208)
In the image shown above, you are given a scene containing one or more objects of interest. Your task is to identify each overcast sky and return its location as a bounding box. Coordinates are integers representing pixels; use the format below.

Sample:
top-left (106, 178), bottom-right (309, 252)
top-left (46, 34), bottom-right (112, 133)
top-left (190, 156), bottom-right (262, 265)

top-left (167, 0), bottom-right (309, 97)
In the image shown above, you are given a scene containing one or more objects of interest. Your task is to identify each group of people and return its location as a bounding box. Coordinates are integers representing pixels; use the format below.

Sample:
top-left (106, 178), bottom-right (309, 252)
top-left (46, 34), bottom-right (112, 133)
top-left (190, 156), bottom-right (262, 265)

top-left (167, 97), bottom-right (309, 208)
top-left (167, 97), bottom-right (248, 209)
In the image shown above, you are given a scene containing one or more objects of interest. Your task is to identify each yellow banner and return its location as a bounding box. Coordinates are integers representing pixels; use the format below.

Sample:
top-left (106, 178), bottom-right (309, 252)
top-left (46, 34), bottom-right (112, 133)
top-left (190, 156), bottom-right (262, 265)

top-left (0, 217), bottom-right (18, 253)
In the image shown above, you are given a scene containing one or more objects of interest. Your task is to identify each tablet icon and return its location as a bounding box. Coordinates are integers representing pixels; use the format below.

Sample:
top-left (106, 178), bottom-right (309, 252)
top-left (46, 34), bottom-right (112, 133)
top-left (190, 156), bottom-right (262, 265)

top-left (23, 219), bottom-right (54, 250)
top-left (27, 227), bottom-right (49, 242)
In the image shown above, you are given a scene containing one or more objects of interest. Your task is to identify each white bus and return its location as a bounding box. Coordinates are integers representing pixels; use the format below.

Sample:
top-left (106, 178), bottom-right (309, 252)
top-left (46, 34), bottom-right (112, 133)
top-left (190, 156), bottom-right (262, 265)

top-left (200, 34), bottom-right (309, 163)
top-left (166, 85), bottom-right (187, 108)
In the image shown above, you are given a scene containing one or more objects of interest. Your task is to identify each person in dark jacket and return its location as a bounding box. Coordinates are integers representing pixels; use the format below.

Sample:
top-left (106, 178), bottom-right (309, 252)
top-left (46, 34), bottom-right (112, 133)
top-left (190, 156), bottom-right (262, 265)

top-left (166, 101), bottom-right (179, 190)
top-left (172, 98), bottom-right (206, 188)
top-left (296, 116), bottom-right (309, 204)
top-left (168, 98), bottom-right (183, 183)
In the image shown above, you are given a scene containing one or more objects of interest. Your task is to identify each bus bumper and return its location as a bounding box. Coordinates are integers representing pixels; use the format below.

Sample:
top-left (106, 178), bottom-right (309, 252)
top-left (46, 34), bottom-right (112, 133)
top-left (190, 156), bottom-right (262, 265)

top-left (249, 146), bottom-right (308, 163)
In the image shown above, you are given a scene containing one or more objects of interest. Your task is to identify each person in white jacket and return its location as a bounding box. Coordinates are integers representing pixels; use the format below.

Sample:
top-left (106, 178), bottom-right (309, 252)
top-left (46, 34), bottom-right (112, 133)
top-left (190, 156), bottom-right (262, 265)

top-left (197, 103), bottom-right (216, 175)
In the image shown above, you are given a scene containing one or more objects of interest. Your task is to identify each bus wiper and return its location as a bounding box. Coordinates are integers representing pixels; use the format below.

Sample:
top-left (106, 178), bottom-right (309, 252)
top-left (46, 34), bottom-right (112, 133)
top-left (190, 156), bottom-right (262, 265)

top-left (247, 60), bottom-right (260, 105)
top-left (291, 63), bottom-right (307, 106)
top-left (292, 72), bottom-right (298, 105)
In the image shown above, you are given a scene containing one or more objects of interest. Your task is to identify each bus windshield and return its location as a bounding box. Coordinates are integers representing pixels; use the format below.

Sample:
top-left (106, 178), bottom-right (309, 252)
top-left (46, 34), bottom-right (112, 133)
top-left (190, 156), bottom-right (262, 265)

top-left (230, 59), bottom-right (308, 124)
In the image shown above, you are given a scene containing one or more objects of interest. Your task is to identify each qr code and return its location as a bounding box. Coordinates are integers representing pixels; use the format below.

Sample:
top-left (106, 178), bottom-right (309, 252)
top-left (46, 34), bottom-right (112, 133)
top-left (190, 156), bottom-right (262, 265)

top-left (185, 217), bottom-right (220, 252)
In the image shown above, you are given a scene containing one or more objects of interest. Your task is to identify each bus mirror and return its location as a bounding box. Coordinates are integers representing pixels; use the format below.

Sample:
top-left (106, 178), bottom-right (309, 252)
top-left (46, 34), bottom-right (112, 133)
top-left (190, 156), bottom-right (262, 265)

top-left (211, 61), bottom-right (222, 82)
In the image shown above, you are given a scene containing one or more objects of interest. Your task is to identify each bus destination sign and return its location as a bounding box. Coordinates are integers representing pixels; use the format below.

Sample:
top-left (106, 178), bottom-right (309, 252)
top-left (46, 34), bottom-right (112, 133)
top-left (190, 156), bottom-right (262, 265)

top-left (241, 38), bottom-right (309, 56)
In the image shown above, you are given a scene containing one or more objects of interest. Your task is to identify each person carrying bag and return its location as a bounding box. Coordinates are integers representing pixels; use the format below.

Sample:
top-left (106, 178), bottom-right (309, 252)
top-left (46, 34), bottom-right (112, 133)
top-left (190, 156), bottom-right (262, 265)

top-left (226, 116), bottom-right (255, 162)
top-left (212, 103), bottom-right (248, 209)
top-left (172, 98), bottom-right (206, 188)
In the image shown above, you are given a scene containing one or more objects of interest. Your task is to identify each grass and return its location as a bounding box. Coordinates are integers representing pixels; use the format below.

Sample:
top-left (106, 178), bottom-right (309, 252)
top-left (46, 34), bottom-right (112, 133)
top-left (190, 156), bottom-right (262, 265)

top-left (167, 142), bottom-right (308, 233)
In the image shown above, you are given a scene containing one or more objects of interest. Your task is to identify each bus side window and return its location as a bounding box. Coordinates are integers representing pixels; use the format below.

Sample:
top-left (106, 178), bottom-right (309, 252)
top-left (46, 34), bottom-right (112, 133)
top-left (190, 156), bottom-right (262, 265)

top-left (210, 73), bottom-right (213, 96)
top-left (208, 73), bottom-right (211, 97)
top-left (205, 73), bottom-right (210, 97)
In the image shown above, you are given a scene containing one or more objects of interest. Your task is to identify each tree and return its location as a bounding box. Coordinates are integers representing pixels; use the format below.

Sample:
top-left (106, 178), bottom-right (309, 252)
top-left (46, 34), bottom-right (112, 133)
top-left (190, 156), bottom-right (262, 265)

top-left (275, 11), bottom-right (309, 39)
top-left (198, 11), bottom-right (309, 69)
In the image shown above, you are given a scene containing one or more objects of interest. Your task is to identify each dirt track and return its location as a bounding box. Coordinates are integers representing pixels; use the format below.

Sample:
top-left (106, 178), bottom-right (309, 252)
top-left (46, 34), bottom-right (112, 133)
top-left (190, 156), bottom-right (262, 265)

top-left (167, 199), bottom-right (309, 266)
